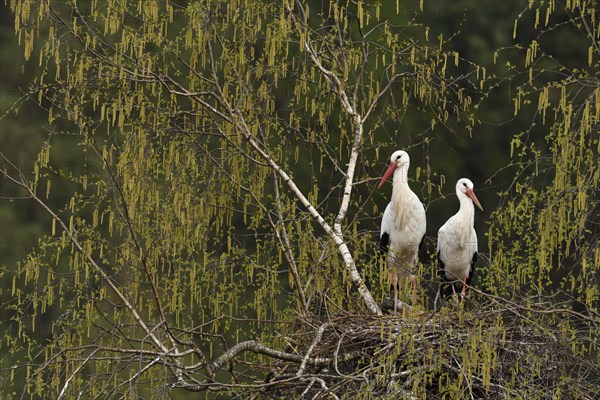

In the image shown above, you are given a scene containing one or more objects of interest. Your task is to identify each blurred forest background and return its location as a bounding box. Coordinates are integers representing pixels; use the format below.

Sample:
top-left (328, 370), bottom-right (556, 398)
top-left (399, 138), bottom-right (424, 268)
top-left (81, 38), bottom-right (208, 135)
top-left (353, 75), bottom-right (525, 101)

top-left (0, 0), bottom-right (598, 398)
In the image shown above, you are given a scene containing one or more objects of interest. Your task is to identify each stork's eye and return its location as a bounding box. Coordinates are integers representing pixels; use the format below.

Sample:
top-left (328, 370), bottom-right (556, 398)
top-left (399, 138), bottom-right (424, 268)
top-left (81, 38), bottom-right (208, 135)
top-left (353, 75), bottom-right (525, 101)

top-left (463, 182), bottom-right (467, 187)
top-left (396, 155), bottom-right (402, 161)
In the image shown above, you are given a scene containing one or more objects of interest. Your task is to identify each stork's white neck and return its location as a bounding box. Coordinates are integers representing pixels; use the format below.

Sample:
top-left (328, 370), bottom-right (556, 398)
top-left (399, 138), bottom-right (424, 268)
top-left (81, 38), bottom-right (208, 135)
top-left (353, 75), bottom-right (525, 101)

top-left (455, 190), bottom-right (475, 242)
top-left (457, 191), bottom-right (475, 216)
top-left (392, 164), bottom-right (409, 194)
top-left (391, 164), bottom-right (411, 229)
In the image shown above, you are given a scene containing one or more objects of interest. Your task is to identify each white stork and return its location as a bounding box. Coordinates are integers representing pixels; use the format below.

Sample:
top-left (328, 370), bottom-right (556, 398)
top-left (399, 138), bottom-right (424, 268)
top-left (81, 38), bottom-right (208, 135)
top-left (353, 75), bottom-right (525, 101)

top-left (378, 150), bottom-right (426, 310)
top-left (437, 178), bottom-right (483, 302)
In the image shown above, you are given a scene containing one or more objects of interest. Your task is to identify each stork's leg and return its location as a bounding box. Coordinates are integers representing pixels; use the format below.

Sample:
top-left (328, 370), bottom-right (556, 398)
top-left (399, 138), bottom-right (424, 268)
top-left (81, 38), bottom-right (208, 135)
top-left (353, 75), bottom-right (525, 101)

top-left (411, 258), bottom-right (417, 304)
top-left (434, 287), bottom-right (440, 309)
top-left (451, 283), bottom-right (460, 304)
top-left (392, 270), bottom-right (398, 313)
top-left (460, 275), bottom-right (468, 299)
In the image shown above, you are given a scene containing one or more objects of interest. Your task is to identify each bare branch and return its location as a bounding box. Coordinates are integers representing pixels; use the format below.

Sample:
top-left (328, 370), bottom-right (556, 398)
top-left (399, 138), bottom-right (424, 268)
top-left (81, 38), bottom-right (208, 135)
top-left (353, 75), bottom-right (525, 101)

top-left (211, 340), bottom-right (327, 373)
top-left (57, 349), bottom-right (100, 400)
top-left (297, 322), bottom-right (335, 376)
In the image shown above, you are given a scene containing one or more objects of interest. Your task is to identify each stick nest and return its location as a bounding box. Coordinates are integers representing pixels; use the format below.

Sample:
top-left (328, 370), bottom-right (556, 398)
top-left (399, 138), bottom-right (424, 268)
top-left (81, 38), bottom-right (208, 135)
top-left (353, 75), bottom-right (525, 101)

top-left (254, 296), bottom-right (598, 399)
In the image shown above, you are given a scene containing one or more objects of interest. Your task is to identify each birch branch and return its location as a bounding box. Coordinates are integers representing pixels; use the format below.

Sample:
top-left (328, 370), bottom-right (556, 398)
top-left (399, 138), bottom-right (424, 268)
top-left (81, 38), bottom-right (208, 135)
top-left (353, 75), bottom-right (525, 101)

top-left (232, 112), bottom-right (381, 315)
top-left (211, 340), bottom-right (327, 372)
top-left (297, 322), bottom-right (335, 376)
top-left (281, 3), bottom-right (383, 315)
top-left (303, 38), bottom-right (361, 235)
top-left (203, 40), bottom-right (382, 315)
top-left (303, 42), bottom-right (355, 116)
top-left (57, 349), bottom-right (100, 400)
top-left (210, 338), bottom-right (363, 373)
top-left (333, 117), bottom-right (362, 235)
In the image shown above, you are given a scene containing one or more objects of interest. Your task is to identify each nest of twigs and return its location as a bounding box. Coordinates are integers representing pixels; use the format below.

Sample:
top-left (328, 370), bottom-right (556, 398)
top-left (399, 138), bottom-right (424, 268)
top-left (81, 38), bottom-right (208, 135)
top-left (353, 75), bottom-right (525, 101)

top-left (255, 295), bottom-right (598, 399)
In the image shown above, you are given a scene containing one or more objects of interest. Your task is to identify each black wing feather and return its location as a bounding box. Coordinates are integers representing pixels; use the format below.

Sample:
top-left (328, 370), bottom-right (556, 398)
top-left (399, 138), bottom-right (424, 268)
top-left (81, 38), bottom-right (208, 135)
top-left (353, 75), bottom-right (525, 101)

top-left (379, 232), bottom-right (390, 255)
top-left (437, 251), bottom-right (454, 300)
top-left (417, 234), bottom-right (428, 264)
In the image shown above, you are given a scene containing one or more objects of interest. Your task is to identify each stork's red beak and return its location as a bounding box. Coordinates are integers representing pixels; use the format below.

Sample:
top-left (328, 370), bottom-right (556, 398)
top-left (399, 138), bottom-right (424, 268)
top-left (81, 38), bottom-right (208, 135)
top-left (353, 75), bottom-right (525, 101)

top-left (378, 162), bottom-right (397, 189)
top-left (466, 189), bottom-right (483, 211)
